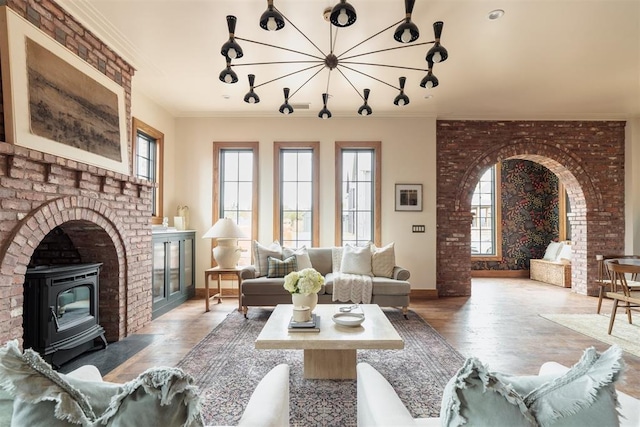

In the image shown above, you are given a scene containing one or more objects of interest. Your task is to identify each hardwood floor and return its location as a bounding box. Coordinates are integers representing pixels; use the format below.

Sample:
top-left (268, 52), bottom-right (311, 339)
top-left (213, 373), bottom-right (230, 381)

top-left (103, 278), bottom-right (640, 399)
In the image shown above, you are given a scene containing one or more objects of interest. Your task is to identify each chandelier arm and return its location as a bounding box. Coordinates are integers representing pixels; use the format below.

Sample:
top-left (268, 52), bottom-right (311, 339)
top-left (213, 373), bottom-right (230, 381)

top-left (335, 67), bottom-right (365, 101)
top-left (339, 61), bottom-right (428, 72)
top-left (337, 20), bottom-right (403, 59)
top-left (338, 64), bottom-right (400, 91)
top-left (254, 63), bottom-right (325, 90)
top-left (289, 66), bottom-right (327, 99)
top-left (233, 60), bottom-right (323, 67)
top-left (236, 37), bottom-right (325, 61)
top-left (340, 41), bottom-right (435, 62)
top-left (277, 8), bottom-right (327, 57)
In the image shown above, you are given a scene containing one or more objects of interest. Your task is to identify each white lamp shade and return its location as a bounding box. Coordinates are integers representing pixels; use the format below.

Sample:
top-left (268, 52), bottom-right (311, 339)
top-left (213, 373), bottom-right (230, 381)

top-left (202, 218), bottom-right (246, 239)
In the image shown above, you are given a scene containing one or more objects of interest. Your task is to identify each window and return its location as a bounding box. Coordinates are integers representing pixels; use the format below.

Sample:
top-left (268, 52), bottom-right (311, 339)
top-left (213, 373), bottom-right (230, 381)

top-left (132, 118), bottom-right (163, 224)
top-left (213, 142), bottom-right (258, 267)
top-left (559, 183), bottom-right (571, 241)
top-left (274, 142), bottom-right (319, 248)
top-left (470, 163), bottom-right (502, 260)
top-left (335, 142), bottom-right (381, 246)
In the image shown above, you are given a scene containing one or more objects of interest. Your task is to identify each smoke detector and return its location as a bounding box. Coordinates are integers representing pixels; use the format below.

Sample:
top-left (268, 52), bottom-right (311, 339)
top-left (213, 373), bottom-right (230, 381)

top-left (323, 7), bottom-right (332, 22)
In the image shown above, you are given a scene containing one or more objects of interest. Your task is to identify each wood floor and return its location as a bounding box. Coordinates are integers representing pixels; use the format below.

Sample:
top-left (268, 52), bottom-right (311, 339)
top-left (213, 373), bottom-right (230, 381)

top-left (104, 278), bottom-right (640, 399)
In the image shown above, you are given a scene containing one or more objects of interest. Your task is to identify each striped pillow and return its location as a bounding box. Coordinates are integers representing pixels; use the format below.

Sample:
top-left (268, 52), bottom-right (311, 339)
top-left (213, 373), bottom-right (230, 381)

top-left (371, 242), bottom-right (395, 278)
top-left (267, 255), bottom-right (297, 278)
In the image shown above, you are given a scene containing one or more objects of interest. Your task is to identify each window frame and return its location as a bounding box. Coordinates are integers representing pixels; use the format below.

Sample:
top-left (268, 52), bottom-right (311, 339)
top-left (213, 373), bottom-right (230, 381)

top-left (273, 141), bottom-right (320, 247)
top-left (213, 142), bottom-right (259, 267)
top-left (334, 141), bottom-right (381, 247)
top-left (132, 118), bottom-right (164, 225)
top-left (471, 163), bottom-right (503, 261)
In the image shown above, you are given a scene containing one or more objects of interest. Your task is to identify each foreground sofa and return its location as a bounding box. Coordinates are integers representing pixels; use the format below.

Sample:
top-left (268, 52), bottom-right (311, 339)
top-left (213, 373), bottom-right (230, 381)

top-left (0, 340), bottom-right (290, 427)
top-left (357, 345), bottom-right (640, 427)
top-left (241, 245), bottom-right (411, 317)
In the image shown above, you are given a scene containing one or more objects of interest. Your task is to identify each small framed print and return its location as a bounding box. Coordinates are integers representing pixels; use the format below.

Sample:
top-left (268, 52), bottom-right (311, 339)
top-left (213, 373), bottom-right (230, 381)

top-left (395, 184), bottom-right (422, 211)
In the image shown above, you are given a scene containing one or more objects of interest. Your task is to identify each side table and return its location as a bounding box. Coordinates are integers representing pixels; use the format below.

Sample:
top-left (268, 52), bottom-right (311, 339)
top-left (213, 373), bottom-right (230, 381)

top-left (204, 266), bottom-right (243, 312)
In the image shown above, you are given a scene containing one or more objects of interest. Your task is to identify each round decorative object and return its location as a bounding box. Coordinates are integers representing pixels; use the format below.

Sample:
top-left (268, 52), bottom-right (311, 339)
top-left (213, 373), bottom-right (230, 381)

top-left (332, 312), bottom-right (365, 327)
top-left (291, 293), bottom-right (318, 312)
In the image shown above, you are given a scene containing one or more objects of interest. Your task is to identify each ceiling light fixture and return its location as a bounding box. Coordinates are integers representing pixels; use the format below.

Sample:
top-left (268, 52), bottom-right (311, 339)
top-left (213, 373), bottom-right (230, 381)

top-left (488, 9), bottom-right (505, 20)
top-left (219, 0), bottom-right (449, 118)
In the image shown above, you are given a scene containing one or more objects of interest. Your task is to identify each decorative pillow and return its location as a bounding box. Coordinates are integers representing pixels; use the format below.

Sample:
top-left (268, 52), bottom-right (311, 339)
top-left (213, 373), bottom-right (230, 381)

top-left (0, 340), bottom-right (204, 427)
top-left (542, 241), bottom-right (563, 261)
top-left (340, 243), bottom-right (373, 276)
top-left (332, 247), bottom-right (343, 273)
top-left (440, 345), bottom-right (623, 427)
top-left (557, 243), bottom-right (572, 262)
top-left (253, 240), bottom-right (282, 277)
top-left (370, 242), bottom-right (395, 278)
top-left (267, 255), bottom-right (298, 278)
top-left (282, 246), bottom-right (313, 270)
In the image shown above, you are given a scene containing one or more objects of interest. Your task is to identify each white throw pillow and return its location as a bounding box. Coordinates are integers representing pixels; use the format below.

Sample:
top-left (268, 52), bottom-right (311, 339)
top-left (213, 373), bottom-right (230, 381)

top-left (253, 240), bottom-right (282, 277)
top-left (370, 242), bottom-right (395, 278)
top-left (282, 246), bottom-right (313, 270)
top-left (340, 243), bottom-right (373, 276)
top-left (557, 243), bottom-right (572, 262)
top-left (542, 241), bottom-right (563, 261)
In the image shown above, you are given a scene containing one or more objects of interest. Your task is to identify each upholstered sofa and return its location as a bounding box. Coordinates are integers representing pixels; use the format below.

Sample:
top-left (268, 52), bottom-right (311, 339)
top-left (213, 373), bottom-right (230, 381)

top-left (357, 345), bottom-right (640, 427)
top-left (240, 244), bottom-right (411, 317)
top-left (0, 340), bottom-right (290, 427)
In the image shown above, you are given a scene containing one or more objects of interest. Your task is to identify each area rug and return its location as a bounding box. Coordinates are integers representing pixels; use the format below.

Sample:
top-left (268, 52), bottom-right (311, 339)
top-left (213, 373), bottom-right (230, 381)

top-left (175, 308), bottom-right (466, 426)
top-left (540, 313), bottom-right (640, 357)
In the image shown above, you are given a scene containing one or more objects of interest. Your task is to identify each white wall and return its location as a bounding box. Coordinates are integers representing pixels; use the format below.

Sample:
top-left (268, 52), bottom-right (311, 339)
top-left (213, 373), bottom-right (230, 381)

top-left (173, 116), bottom-right (438, 290)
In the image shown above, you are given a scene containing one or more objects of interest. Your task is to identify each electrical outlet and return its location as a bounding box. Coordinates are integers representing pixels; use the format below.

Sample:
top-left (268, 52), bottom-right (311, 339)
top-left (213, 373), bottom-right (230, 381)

top-left (412, 225), bottom-right (425, 233)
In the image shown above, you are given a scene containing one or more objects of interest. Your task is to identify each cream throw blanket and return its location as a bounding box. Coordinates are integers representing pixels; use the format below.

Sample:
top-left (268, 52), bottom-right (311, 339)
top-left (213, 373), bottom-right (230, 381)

top-left (332, 273), bottom-right (373, 304)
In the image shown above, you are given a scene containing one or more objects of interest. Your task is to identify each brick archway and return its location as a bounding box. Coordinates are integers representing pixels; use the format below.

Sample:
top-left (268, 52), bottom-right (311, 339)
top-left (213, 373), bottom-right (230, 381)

top-left (0, 195), bottom-right (131, 343)
top-left (436, 120), bottom-right (626, 297)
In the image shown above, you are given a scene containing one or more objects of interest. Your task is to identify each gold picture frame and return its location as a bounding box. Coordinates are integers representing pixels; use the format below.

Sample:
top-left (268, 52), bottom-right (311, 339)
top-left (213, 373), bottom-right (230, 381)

top-left (0, 6), bottom-right (129, 175)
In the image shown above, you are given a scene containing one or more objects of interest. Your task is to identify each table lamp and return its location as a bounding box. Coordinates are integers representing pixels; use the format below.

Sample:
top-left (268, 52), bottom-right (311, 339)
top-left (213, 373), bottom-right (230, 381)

top-left (202, 218), bottom-right (246, 268)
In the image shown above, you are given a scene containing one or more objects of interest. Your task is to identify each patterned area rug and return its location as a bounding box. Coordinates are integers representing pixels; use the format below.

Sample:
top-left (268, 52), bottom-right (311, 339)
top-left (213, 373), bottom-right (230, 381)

top-left (540, 313), bottom-right (640, 357)
top-left (176, 308), bottom-right (465, 427)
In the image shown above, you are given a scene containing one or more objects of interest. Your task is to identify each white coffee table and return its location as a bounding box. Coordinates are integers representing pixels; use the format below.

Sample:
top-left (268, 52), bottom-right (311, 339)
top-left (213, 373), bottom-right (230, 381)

top-left (255, 304), bottom-right (404, 379)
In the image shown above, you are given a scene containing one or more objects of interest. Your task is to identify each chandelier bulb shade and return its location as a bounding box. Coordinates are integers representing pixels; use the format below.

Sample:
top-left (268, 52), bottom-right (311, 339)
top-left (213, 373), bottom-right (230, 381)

top-left (244, 74), bottom-right (260, 104)
top-left (279, 87), bottom-right (293, 114)
top-left (393, 0), bottom-right (419, 43)
top-left (221, 15), bottom-right (244, 60)
top-left (358, 88), bottom-right (372, 116)
top-left (420, 70), bottom-right (438, 89)
top-left (330, 0), bottom-right (357, 28)
top-left (394, 76), bottom-right (410, 106)
top-left (318, 93), bottom-right (332, 119)
top-left (219, 60), bottom-right (239, 84)
top-left (426, 21), bottom-right (448, 63)
top-left (260, 0), bottom-right (285, 31)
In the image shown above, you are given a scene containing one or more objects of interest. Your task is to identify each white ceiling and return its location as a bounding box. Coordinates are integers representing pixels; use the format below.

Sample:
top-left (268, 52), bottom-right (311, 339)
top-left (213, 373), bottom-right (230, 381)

top-left (56, 0), bottom-right (640, 120)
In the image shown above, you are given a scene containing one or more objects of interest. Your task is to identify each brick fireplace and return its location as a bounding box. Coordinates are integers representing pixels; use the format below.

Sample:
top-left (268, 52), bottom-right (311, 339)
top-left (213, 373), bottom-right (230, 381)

top-left (0, 0), bottom-right (155, 345)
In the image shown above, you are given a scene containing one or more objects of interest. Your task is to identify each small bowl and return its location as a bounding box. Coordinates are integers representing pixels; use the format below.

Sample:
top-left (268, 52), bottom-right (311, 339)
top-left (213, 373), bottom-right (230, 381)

top-left (332, 312), bottom-right (365, 327)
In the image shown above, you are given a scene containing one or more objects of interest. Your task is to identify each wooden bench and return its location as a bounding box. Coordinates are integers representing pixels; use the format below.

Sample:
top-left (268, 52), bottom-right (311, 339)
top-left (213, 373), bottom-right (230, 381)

top-left (530, 259), bottom-right (571, 288)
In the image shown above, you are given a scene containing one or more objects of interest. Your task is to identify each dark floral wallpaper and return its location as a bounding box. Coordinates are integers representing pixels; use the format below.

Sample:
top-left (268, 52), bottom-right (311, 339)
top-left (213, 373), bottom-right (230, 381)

top-left (472, 160), bottom-right (559, 271)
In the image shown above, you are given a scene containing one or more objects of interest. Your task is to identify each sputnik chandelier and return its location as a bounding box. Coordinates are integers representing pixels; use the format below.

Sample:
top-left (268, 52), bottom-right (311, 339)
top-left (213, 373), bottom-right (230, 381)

top-left (219, 0), bottom-right (448, 118)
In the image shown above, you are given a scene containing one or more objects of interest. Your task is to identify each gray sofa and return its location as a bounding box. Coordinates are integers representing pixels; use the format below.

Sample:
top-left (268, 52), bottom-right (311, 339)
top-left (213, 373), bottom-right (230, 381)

top-left (240, 247), bottom-right (411, 317)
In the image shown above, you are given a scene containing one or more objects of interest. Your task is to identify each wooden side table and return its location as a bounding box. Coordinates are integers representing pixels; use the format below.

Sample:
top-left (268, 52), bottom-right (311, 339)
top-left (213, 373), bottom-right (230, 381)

top-left (204, 266), bottom-right (243, 312)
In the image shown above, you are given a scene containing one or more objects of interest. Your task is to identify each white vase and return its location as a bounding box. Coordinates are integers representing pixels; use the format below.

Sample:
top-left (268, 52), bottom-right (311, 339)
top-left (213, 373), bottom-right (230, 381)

top-left (291, 293), bottom-right (318, 312)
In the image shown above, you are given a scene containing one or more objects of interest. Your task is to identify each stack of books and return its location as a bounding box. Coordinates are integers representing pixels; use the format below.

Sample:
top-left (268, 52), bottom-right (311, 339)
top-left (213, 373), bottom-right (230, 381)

top-left (288, 313), bottom-right (320, 332)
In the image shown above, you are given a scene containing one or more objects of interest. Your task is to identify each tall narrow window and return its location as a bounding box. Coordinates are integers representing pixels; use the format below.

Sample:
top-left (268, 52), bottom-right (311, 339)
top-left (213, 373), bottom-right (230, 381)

top-left (274, 142), bottom-right (319, 248)
top-left (471, 163), bottom-right (502, 260)
top-left (133, 118), bottom-right (163, 224)
top-left (213, 142), bottom-right (258, 267)
top-left (335, 142), bottom-right (381, 246)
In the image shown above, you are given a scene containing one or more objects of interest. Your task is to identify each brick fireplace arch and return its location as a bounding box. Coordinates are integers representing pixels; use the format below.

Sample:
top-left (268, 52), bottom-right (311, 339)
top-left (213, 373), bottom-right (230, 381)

top-left (0, 195), bottom-right (131, 343)
top-left (436, 120), bottom-right (626, 297)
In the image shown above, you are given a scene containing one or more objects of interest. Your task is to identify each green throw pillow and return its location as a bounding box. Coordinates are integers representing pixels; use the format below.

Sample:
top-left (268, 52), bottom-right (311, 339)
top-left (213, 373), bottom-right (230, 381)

top-left (440, 345), bottom-right (623, 427)
top-left (267, 255), bottom-right (297, 278)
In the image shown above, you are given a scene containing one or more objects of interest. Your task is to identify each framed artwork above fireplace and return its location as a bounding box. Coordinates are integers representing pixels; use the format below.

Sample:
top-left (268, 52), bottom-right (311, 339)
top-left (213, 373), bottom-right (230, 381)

top-left (0, 6), bottom-right (130, 175)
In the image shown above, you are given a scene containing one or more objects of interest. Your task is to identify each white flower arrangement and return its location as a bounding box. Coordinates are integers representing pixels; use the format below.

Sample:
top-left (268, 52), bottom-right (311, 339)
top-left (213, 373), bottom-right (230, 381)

top-left (283, 268), bottom-right (325, 295)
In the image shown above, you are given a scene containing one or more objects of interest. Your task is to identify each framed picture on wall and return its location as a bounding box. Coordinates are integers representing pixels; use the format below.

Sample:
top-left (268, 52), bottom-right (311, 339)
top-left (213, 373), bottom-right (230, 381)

top-left (395, 184), bottom-right (422, 211)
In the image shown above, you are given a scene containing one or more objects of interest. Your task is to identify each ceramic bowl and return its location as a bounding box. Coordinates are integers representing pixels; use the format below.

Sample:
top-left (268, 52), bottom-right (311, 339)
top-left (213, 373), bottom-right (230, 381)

top-left (332, 312), bottom-right (365, 327)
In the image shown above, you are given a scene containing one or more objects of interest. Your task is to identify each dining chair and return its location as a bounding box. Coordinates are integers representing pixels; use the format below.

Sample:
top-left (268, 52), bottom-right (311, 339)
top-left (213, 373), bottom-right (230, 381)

top-left (604, 259), bottom-right (640, 334)
top-left (595, 254), bottom-right (640, 314)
